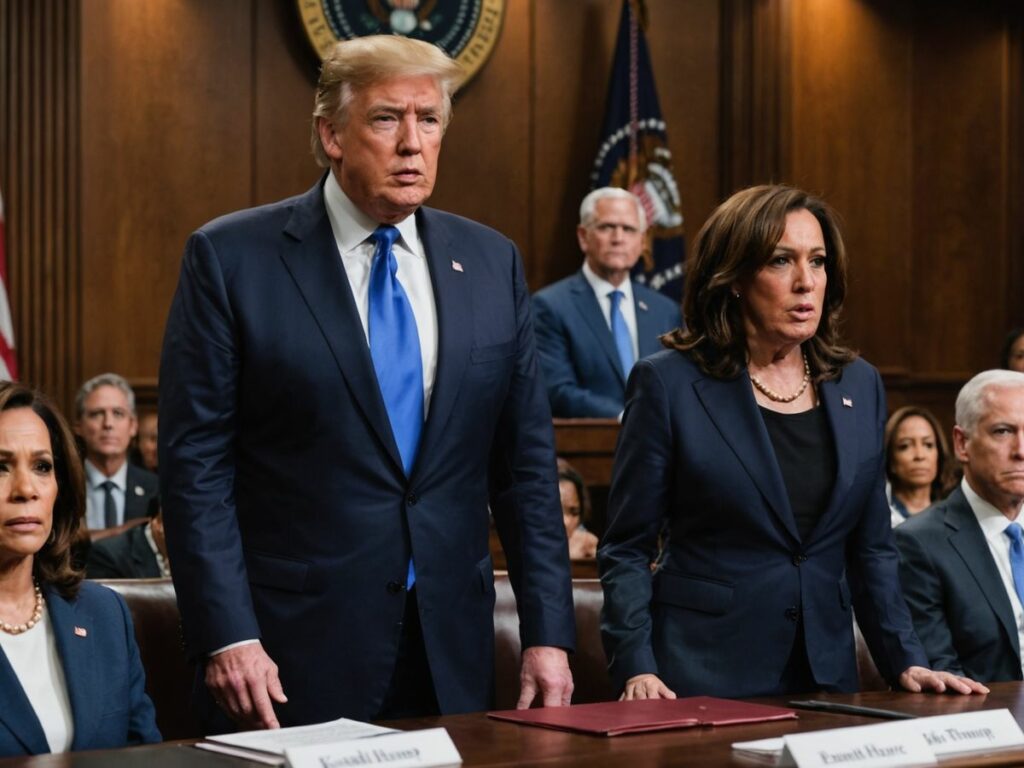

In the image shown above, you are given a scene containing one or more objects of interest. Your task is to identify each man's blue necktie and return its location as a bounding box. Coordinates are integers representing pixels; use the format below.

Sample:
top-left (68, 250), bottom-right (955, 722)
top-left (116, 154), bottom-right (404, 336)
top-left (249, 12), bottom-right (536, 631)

top-left (609, 289), bottom-right (635, 378)
top-left (368, 225), bottom-right (423, 589)
top-left (1005, 522), bottom-right (1024, 606)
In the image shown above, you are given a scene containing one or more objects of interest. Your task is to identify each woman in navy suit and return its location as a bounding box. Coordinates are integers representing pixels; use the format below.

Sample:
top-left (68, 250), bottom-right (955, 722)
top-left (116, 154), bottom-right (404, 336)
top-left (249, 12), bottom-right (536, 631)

top-left (0, 383), bottom-right (160, 756)
top-left (599, 185), bottom-right (988, 700)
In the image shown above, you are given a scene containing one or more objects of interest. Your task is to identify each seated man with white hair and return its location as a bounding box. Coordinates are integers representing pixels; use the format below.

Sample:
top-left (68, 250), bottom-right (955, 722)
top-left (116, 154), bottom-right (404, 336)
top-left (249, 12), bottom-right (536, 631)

top-left (895, 369), bottom-right (1024, 682)
top-left (532, 187), bottom-right (681, 418)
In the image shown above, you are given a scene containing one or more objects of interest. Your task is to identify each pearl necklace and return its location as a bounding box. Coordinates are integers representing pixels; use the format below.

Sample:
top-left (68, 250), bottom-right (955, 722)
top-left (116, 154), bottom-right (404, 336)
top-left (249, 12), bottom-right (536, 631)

top-left (0, 582), bottom-right (44, 635)
top-left (750, 354), bottom-right (811, 403)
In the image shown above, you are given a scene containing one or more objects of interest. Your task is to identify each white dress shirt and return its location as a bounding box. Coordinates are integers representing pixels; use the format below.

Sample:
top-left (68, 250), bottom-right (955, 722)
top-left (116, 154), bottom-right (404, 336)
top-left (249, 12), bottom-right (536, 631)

top-left (962, 477), bottom-right (1024, 676)
top-left (83, 460), bottom-right (128, 530)
top-left (580, 260), bottom-right (639, 362)
top-left (0, 610), bottom-right (74, 752)
top-left (323, 171), bottom-right (438, 414)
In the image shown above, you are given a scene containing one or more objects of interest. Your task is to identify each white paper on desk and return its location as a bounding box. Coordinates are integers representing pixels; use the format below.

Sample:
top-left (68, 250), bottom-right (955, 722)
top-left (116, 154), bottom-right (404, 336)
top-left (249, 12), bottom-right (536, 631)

top-left (732, 736), bottom-right (784, 764)
top-left (205, 717), bottom-right (396, 756)
top-left (284, 727), bottom-right (461, 768)
top-left (195, 741), bottom-right (286, 765)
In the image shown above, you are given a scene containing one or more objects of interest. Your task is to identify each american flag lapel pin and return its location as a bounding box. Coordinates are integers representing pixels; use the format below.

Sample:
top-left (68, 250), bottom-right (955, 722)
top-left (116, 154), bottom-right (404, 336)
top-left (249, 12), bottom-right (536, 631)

top-left (74, 626), bottom-right (88, 638)
top-left (842, 397), bottom-right (853, 408)
top-left (451, 260), bottom-right (464, 273)
top-left (638, 300), bottom-right (649, 312)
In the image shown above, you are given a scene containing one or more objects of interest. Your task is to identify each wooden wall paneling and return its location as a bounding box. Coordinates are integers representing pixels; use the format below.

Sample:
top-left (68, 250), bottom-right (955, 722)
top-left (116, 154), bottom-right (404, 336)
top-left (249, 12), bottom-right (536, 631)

top-left (909, 2), bottom-right (1009, 378)
top-left (785, 0), bottom-right (914, 373)
top-left (1004, 5), bottom-right (1024, 332)
top-left (429, 0), bottom-right (532, 265)
top-left (79, 0), bottom-right (254, 393)
top-left (0, 0), bottom-right (81, 414)
top-left (253, 0), bottom-right (323, 206)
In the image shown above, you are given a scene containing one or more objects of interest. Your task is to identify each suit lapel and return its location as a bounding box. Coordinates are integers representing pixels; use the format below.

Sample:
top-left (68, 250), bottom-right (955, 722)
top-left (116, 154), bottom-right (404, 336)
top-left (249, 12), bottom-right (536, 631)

top-left (568, 273), bottom-right (625, 383)
top-left (693, 373), bottom-right (799, 541)
top-left (46, 588), bottom-right (98, 752)
top-left (278, 182), bottom-right (404, 476)
top-left (811, 377), bottom-right (860, 538)
top-left (0, 638), bottom-right (48, 754)
top-left (945, 490), bottom-right (1021, 657)
top-left (634, 288), bottom-right (666, 358)
top-left (413, 208), bottom-right (473, 474)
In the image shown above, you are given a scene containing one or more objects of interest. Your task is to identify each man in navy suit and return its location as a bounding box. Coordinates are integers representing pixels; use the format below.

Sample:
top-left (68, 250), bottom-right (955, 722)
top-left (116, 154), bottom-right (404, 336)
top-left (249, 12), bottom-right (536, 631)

top-left (159, 36), bottom-right (574, 730)
top-left (896, 370), bottom-right (1024, 682)
top-left (532, 188), bottom-right (681, 417)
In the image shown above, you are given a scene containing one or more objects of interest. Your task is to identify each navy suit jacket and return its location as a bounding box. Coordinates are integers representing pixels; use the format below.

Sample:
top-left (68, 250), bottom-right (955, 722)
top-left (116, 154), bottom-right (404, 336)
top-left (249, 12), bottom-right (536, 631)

top-left (86, 524), bottom-right (161, 580)
top-left (894, 487), bottom-right (1023, 682)
top-left (123, 465), bottom-right (158, 523)
top-left (598, 351), bottom-right (927, 697)
top-left (532, 272), bottom-right (681, 417)
top-left (159, 179), bottom-right (575, 726)
top-left (0, 581), bottom-right (160, 756)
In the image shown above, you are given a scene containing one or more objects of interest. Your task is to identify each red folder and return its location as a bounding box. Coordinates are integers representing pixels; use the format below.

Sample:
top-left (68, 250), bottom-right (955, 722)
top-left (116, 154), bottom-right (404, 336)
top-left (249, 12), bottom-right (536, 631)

top-left (487, 696), bottom-right (797, 737)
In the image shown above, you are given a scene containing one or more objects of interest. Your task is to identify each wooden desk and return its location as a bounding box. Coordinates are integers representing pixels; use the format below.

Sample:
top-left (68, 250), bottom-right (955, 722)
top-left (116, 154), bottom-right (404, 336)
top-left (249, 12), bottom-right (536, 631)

top-left (5, 683), bottom-right (1024, 767)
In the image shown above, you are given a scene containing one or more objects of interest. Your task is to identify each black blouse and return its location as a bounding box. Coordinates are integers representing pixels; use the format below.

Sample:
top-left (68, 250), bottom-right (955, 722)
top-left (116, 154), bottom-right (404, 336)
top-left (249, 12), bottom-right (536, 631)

top-left (759, 404), bottom-right (837, 542)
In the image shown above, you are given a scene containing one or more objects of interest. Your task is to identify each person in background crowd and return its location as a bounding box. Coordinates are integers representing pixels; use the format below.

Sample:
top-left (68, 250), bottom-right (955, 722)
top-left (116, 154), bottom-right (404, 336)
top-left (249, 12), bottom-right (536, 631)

top-left (159, 35), bottom-right (574, 731)
top-left (599, 184), bottom-right (987, 700)
top-left (1001, 328), bottom-right (1024, 373)
top-left (895, 370), bottom-right (1024, 682)
top-left (86, 499), bottom-right (168, 580)
top-left (533, 187), bottom-right (681, 418)
top-left (133, 411), bottom-right (158, 475)
top-left (74, 374), bottom-right (157, 541)
top-left (557, 458), bottom-right (598, 560)
top-left (884, 405), bottom-right (956, 527)
top-left (0, 382), bottom-right (160, 756)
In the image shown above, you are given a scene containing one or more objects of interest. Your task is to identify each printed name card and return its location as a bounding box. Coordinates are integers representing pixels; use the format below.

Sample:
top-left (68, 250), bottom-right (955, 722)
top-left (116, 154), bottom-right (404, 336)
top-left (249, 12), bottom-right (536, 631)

top-left (777, 709), bottom-right (1024, 768)
top-left (285, 728), bottom-right (462, 768)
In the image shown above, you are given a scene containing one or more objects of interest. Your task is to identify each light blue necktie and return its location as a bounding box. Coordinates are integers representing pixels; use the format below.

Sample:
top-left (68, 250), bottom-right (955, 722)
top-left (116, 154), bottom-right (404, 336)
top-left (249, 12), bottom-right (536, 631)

top-left (609, 290), bottom-right (635, 378)
top-left (368, 225), bottom-right (423, 589)
top-left (1005, 522), bottom-right (1024, 606)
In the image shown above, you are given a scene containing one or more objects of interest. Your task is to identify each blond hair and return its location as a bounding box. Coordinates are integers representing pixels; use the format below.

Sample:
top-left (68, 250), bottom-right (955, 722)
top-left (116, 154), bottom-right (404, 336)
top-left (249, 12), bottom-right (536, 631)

top-left (311, 35), bottom-right (463, 167)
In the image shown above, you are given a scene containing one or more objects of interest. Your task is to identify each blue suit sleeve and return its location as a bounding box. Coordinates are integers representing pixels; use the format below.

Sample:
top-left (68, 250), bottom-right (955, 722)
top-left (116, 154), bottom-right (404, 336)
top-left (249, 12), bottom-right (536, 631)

top-left (159, 231), bottom-right (261, 657)
top-left (598, 360), bottom-right (674, 692)
top-left (114, 593), bottom-right (161, 745)
top-left (893, 524), bottom-right (966, 675)
top-left (846, 367), bottom-right (929, 682)
top-left (489, 244), bottom-right (576, 651)
top-left (532, 292), bottom-right (623, 418)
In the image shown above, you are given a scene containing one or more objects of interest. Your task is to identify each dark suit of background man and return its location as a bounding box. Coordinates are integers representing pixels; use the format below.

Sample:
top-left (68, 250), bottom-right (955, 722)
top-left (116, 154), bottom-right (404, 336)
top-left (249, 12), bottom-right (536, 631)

top-left (159, 35), bottom-right (575, 730)
top-left (532, 187), bottom-right (681, 418)
top-left (896, 369), bottom-right (1024, 682)
top-left (75, 373), bottom-right (158, 539)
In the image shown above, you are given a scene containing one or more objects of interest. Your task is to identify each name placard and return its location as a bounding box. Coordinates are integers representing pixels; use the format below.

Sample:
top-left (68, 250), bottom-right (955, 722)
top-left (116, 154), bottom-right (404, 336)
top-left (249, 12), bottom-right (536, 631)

top-left (916, 709), bottom-right (1024, 756)
top-left (285, 728), bottom-right (462, 768)
top-left (782, 720), bottom-right (935, 768)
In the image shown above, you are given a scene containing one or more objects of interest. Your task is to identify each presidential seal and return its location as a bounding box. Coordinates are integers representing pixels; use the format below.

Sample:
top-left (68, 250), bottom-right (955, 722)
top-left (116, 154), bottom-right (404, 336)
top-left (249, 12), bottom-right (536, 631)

top-left (297, 0), bottom-right (505, 84)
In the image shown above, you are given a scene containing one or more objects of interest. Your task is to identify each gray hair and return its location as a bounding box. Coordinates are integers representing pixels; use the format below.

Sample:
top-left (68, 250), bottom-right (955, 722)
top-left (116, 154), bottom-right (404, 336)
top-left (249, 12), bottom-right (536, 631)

top-left (75, 373), bottom-right (136, 419)
top-left (310, 35), bottom-right (464, 168)
top-left (579, 187), bottom-right (647, 231)
top-left (955, 369), bottom-right (1024, 435)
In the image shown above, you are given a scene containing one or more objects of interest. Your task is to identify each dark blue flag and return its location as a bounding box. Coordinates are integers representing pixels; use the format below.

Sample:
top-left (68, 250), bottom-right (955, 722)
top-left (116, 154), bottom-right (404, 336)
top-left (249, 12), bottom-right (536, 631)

top-left (590, 0), bottom-right (684, 301)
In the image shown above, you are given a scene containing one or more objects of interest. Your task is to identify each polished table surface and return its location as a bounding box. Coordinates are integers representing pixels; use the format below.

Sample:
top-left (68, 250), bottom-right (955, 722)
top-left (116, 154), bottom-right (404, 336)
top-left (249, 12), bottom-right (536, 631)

top-left (5, 683), bottom-right (1024, 767)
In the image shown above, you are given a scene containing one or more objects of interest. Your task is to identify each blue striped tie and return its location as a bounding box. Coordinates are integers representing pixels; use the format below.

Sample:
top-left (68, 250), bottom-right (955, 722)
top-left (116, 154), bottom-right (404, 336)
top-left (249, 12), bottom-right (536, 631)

top-left (368, 225), bottom-right (423, 589)
top-left (609, 290), bottom-right (635, 378)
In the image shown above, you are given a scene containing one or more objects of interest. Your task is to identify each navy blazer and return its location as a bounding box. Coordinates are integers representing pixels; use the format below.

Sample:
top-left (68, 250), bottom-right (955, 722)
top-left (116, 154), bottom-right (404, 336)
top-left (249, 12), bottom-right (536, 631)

top-left (0, 581), bottom-right (160, 756)
top-left (599, 351), bottom-right (927, 697)
top-left (532, 271), bottom-right (681, 417)
top-left (895, 487), bottom-right (1023, 682)
top-left (124, 465), bottom-right (158, 523)
top-left (159, 179), bottom-right (575, 726)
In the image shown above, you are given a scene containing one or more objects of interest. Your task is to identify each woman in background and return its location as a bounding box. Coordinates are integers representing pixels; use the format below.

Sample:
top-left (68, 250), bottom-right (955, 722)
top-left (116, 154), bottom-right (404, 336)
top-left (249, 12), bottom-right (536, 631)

top-left (557, 458), bottom-right (598, 560)
top-left (884, 405), bottom-right (955, 526)
top-left (1000, 327), bottom-right (1024, 373)
top-left (0, 382), bottom-right (159, 756)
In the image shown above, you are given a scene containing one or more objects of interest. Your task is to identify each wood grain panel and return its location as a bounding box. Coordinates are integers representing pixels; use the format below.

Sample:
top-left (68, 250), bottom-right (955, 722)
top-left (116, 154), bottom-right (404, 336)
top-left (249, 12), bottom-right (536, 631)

top-left (79, 0), bottom-right (253, 385)
top-left (0, 0), bottom-right (81, 412)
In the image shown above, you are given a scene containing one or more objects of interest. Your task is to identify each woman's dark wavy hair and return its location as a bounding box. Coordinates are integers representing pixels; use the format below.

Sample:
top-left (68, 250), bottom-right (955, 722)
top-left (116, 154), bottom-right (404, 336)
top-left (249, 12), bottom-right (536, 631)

top-left (556, 457), bottom-right (591, 523)
top-left (884, 405), bottom-right (957, 503)
top-left (662, 184), bottom-right (856, 380)
top-left (0, 382), bottom-right (85, 598)
top-left (1000, 327), bottom-right (1024, 370)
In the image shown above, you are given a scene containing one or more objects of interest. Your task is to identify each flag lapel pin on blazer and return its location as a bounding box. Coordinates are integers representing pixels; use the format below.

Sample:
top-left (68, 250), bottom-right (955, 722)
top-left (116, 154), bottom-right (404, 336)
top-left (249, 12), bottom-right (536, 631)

top-left (842, 397), bottom-right (853, 408)
top-left (74, 626), bottom-right (87, 637)
top-left (451, 260), bottom-right (464, 272)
